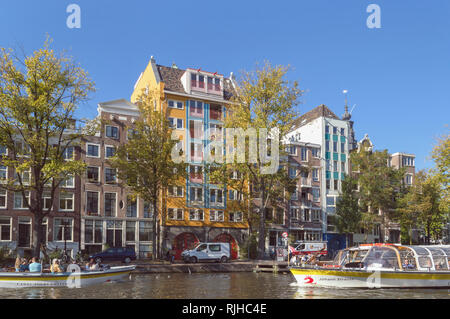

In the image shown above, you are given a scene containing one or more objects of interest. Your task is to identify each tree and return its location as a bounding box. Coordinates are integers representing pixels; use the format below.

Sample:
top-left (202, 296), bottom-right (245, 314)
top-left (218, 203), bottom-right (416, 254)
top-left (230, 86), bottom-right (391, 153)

top-left (223, 62), bottom-right (302, 259)
top-left (335, 175), bottom-right (361, 247)
top-left (398, 170), bottom-right (446, 244)
top-left (110, 91), bottom-right (187, 259)
top-left (350, 148), bottom-right (405, 243)
top-left (0, 38), bottom-right (94, 257)
top-left (431, 130), bottom-right (450, 214)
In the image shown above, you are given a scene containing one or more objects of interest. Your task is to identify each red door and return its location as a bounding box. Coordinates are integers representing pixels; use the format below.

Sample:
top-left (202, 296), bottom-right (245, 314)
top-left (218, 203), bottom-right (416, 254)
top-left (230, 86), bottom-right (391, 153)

top-left (213, 233), bottom-right (238, 260)
top-left (173, 233), bottom-right (199, 260)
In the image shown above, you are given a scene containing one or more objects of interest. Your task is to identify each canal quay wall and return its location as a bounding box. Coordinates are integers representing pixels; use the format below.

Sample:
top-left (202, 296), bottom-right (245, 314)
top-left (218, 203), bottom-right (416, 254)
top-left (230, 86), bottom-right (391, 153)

top-left (131, 260), bottom-right (291, 274)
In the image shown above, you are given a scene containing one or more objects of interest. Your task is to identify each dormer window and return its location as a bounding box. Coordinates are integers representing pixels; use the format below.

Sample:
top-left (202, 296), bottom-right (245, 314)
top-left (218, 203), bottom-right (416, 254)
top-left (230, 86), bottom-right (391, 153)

top-left (188, 71), bottom-right (222, 94)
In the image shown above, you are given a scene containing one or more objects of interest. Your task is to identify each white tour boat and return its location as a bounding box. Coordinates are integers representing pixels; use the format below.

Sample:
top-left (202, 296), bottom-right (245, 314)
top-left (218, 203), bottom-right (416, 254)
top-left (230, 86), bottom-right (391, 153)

top-left (290, 244), bottom-right (450, 288)
top-left (0, 265), bottom-right (136, 288)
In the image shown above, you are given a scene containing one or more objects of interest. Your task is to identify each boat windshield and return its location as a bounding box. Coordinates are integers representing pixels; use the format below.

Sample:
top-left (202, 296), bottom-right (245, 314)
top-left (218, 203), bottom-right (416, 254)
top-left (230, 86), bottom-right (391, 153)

top-left (363, 247), bottom-right (400, 269)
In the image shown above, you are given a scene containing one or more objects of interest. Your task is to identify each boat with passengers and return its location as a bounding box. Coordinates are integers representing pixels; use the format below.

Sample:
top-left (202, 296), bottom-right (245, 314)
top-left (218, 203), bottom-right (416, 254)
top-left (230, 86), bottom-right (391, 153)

top-left (290, 243), bottom-right (450, 288)
top-left (0, 264), bottom-right (136, 288)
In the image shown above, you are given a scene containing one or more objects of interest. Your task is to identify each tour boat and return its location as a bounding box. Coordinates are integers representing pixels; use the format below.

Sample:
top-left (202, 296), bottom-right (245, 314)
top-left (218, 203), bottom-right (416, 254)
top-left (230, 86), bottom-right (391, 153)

top-left (0, 265), bottom-right (136, 288)
top-left (290, 244), bottom-right (450, 288)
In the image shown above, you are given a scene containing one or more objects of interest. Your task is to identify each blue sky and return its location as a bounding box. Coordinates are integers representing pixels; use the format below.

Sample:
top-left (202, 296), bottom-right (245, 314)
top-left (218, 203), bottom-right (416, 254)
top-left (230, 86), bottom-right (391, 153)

top-left (0, 0), bottom-right (448, 170)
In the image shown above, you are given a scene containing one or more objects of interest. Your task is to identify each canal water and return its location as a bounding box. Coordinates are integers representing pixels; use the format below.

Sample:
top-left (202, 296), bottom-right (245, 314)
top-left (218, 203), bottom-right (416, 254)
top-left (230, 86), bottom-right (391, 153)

top-left (0, 272), bottom-right (449, 299)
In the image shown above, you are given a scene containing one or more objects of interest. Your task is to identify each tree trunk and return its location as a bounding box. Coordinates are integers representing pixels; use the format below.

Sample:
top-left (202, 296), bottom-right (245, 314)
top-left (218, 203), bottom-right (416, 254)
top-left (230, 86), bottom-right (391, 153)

top-left (32, 213), bottom-right (43, 259)
top-left (257, 205), bottom-right (266, 260)
top-left (152, 199), bottom-right (158, 260)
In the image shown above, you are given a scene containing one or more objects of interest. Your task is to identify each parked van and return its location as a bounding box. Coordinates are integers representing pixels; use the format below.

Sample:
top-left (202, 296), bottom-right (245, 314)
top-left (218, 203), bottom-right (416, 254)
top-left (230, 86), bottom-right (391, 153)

top-left (181, 242), bottom-right (230, 263)
top-left (289, 241), bottom-right (328, 258)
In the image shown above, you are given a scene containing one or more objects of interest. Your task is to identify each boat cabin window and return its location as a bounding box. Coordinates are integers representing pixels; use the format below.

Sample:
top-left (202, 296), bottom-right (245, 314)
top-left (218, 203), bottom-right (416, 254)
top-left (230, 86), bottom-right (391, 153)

top-left (427, 248), bottom-right (448, 270)
top-left (398, 247), bottom-right (417, 270)
top-left (351, 250), bottom-right (368, 262)
top-left (418, 256), bottom-right (432, 269)
top-left (363, 247), bottom-right (399, 269)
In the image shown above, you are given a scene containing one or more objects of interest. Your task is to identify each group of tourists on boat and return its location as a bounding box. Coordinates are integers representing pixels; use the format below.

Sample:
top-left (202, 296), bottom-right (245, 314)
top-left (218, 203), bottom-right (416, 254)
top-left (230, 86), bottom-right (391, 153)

top-left (12, 256), bottom-right (104, 274)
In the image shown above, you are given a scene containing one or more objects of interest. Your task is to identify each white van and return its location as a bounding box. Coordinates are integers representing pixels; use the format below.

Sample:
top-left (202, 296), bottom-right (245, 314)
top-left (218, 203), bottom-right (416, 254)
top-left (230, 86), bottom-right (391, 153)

top-left (181, 242), bottom-right (231, 263)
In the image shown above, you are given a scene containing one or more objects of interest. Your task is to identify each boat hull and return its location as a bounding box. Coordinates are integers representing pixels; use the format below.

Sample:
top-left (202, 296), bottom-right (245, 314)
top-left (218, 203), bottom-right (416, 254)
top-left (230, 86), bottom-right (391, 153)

top-left (290, 267), bottom-right (450, 288)
top-left (0, 265), bottom-right (136, 288)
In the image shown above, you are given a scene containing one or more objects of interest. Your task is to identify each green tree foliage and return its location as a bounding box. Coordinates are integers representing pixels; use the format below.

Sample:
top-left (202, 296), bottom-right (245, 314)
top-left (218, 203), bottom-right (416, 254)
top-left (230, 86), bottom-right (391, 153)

top-left (350, 148), bottom-right (405, 242)
top-left (109, 91), bottom-right (187, 259)
top-left (398, 170), bottom-right (446, 244)
top-left (223, 62), bottom-right (302, 259)
top-left (335, 175), bottom-right (361, 246)
top-left (431, 130), bottom-right (450, 214)
top-left (0, 38), bottom-right (94, 257)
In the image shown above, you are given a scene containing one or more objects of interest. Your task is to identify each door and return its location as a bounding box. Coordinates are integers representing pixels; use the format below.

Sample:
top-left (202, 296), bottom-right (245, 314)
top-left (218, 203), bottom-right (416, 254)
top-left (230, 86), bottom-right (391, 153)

top-left (18, 223), bottom-right (31, 248)
top-left (195, 244), bottom-right (208, 261)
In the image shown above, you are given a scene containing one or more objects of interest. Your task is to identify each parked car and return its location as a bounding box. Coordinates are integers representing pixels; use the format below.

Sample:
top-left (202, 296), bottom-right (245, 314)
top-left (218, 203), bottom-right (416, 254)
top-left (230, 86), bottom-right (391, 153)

top-left (181, 242), bottom-right (230, 263)
top-left (89, 247), bottom-right (136, 264)
top-left (289, 241), bottom-right (328, 259)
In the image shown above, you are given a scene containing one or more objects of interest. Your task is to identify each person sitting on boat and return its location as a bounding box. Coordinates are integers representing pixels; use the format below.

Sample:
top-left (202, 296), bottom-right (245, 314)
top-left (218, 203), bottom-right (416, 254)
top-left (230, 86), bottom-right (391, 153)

top-left (85, 258), bottom-right (99, 271)
top-left (50, 259), bottom-right (64, 273)
top-left (19, 258), bottom-right (29, 272)
top-left (14, 256), bottom-right (21, 272)
top-left (402, 259), bottom-right (415, 270)
top-left (28, 257), bottom-right (42, 273)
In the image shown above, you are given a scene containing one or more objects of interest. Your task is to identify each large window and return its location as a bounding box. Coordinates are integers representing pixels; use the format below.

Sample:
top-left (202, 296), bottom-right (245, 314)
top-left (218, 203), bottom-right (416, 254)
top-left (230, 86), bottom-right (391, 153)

top-left (189, 100), bottom-right (203, 117)
top-left (190, 187), bottom-right (203, 203)
top-left (14, 191), bottom-right (30, 209)
top-left (300, 147), bottom-right (308, 161)
top-left (210, 189), bottom-right (224, 205)
top-left (312, 148), bottom-right (319, 158)
top-left (312, 168), bottom-right (319, 181)
top-left (168, 208), bottom-right (184, 220)
top-left (0, 190), bottom-right (6, 208)
top-left (168, 100), bottom-right (183, 110)
top-left (169, 117), bottom-right (184, 130)
top-left (0, 217), bottom-right (11, 241)
top-left (59, 192), bottom-right (74, 211)
top-left (104, 192), bottom-right (116, 217)
top-left (87, 166), bottom-right (100, 183)
top-left (84, 220), bottom-right (103, 244)
top-left (60, 174), bottom-right (74, 188)
top-left (105, 125), bottom-right (119, 139)
top-left (105, 146), bottom-right (116, 158)
top-left (126, 195), bottom-right (137, 217)
top-left (42, 191), bottom-right (52, 210)
top-left (63, 146), bottom-right (74, 160)
top-left (105, 168), bottom-right (117, 184)
top-left (86, 191), bottom-right (99, 216)
top-left (106, 220), bottom-right (122, 247)
top-left (0, 166), bottom-right (7, 181)
top-left (189, 209), bottom-right (204, 221)
top-left (139, 221), bottom-right (152, 241)
top-left (86, 143), bottom-right (100, 158)
top-left (143, 201), bottom-right (153, 218)
top-left (168, 186), bottom-right (184, 197)
top-left (126, 221), bottom-right (136, 242)
top-left (229, 211), bottom-right (243, 222)
top-left (210, 210), bottom-right (224, 222)
top-left (54, 218), bottom-right (73, 241)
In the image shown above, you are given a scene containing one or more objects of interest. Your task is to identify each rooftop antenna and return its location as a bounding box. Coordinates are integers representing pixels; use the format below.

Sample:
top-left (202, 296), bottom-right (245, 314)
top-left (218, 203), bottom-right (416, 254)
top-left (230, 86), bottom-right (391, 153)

top-left (350, 104), bottom-right (357, 114)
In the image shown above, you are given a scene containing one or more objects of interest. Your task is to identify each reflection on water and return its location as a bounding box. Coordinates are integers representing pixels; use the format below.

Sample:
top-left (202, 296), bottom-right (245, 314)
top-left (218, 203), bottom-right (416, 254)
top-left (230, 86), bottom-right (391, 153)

top-left (0, 273), bottom-right (449, 299)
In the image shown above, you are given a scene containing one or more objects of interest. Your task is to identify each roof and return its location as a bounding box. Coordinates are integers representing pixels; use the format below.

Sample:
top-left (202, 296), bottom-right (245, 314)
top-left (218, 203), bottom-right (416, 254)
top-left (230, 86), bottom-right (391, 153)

top-left (156, 64), bottom-right (235, 101)
top-left (292, 104), bottom-right (340, 129)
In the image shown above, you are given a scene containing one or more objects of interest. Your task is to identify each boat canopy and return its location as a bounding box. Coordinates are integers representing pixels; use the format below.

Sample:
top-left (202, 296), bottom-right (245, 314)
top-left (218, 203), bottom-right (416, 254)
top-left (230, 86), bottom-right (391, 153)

top-left (334, 244), bottom-right (450, 271)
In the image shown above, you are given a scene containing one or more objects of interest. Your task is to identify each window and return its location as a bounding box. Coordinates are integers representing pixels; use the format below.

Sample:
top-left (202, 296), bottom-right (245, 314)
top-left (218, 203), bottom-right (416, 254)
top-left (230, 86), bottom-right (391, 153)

top-left (169, 117), bottom-right (184, 130)
top-left (229, 190), bottom-right (243, 201)
top-left (168, 100), bottom-right (183, 110)
top-left (312, 188), bottom-right (320, 202)
top-left (325, 141), bottom-right (330, 152)
top-left (59, 192), bottom-right (74, 211)
top-left (334, 180), bottom-right (339, 191)
top-left (341, 162), bottom-right (345, 172)
top-left (229, 211), bottom-right (243, 222)
top-left (104, 193), bottom-right (116, 217)
top-left (286, 146), bottom-right (296, 155)
top-left (405, 174), bottom-right (413, 185)
top-left (105, 146), bottom-right (116, 158)
top-left (60, 174), bottom-right (74, 188)
top-left (86, 143), bottom-right (100, 158)
top-left (341, 142), bottom-right (345, 153)
top-left (312, 168), bottom-right (319, 181)
top-left (87, 166), bottom-right (100, 183)
top-left (230, 171), bottom-right (241, 180)
top-left (312, 148), bottom-right (319, 158)
top-left (300, 147), bottom-right (307, 161)
top-left (312, 210), bottom-right (321, 222)
top-left (14, 141), bottom-right (31, 157)
top-left (15, 169), bottom-right (30, 185)
top-left (325, 125), bottom-right (330, 134)
top-left (333, 161), bottom-right (338, 172)
top-left (54, 218), bottom-right (73, 241)
top-left (14, 191), bottom-right (29, 209)
top-left (0, 190), bottom-right (6, 208)
top-left (42, 191), bottom-right (52, 210)
top-left (333, 141), bottom-right (338, 152)
top-left (290, 207), bottom-right (300, 219)
top-left (189, 209), bottom-right (204, 221)
top-left (143, 201), bottom-right (153, 218)
top-left (0, 217), bottom-right (11, 241)
top-left (168, 208), bottom-right (184, 220)
top-left (86, 191), bottom-right (99, 216)
top-left (105, 125), bottom-right (119, 139)
top-left (190, 143), bottom-right (203, 160)
top-left (210, 210), bottom-right (224, 222)
top-left (168, 186), bottom-right (184, 197)
top-left (303, 209), bottom-right (311, 222)
top-left (105, 168), bottom-right (117, 184)
top-left (209, 244), bottom-right (221, 252)
top-left (340, 128), bottom-right (345, 135)
top-left (210, 189), bottom-right (224, 205)
top-left (190, 187), bottom-right (203, 203)
top-left (127, 128), bottom-right (138, 140)
top-left (288, 167), bottom-right (297, 178)
top-left (333, 127), bottom-right (337, 135)
top-left (189, 100), bottom-right (203, 116)
top-left (326, 180), bottom-right (330, 190)
top-left (0, 145), bottom-right (7, 156)
top-left (63, 146), bottom-right (74, 160)
top-left (0, 166), bottom-right (7, 181)
top-left (126, 195), bottom-right (137, 217)
top-left (84, 220), bottom-right (102, 244)
top-left (126, 221), bottom-right (136, 242)
top-left (402, 156), bottom-right (415, 167)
